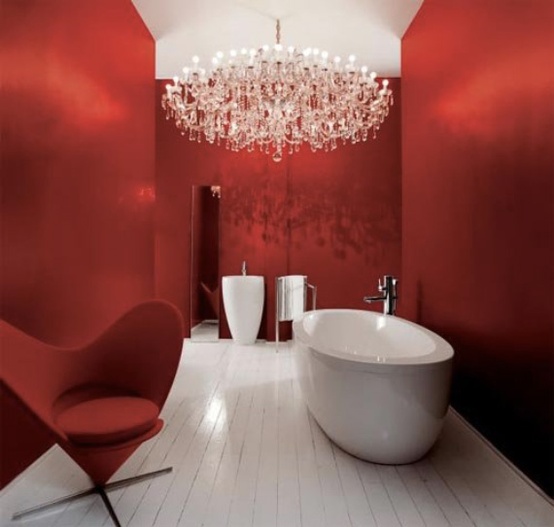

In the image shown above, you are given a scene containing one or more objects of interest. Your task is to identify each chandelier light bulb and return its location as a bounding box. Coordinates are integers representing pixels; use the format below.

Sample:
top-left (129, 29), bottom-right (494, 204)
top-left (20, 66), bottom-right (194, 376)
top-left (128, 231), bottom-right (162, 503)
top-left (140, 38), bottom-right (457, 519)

top-left (162, 20), bottom-right (393, 162)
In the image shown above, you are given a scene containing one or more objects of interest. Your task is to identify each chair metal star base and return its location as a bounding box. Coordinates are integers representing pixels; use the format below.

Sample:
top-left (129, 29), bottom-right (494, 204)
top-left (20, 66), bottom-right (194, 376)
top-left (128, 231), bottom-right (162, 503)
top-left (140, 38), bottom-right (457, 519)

top-left (12, 466), bottom-right (172, 527)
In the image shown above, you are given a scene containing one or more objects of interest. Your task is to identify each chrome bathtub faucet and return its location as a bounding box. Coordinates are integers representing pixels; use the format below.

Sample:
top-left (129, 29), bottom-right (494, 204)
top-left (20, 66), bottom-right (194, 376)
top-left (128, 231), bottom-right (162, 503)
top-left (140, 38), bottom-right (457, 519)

top-left (241, 260), bottom-right (247, 276)
top-left (363, 275), bottom-right (398, 315)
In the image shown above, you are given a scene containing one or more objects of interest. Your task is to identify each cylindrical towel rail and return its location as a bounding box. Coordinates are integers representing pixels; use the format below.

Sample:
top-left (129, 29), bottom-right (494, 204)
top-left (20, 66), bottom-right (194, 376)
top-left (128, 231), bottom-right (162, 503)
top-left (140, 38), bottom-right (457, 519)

top-left (275, 275), bottom-right (317, 351)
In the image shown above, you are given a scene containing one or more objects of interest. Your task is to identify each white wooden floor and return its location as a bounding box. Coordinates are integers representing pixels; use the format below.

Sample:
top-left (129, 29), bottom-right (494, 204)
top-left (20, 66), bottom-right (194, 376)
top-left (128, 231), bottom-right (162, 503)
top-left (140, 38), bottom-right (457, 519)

top-left (1, 340), bottom-right (553, 527)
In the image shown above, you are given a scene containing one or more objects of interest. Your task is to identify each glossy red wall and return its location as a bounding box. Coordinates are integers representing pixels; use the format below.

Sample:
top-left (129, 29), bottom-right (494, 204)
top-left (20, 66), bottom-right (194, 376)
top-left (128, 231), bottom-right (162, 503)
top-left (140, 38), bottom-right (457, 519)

top-left (401, 0), bottom-right (553, 495)
top-left (0, 0), bottom-right (155, 487)
top-left (155, 80), bottom-right (402, 340)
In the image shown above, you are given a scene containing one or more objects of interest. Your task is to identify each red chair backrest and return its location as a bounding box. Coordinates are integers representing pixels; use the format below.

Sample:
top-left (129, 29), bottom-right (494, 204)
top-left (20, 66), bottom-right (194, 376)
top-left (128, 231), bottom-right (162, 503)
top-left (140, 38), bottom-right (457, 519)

top-left (0, 300), bottom-right (184, 443)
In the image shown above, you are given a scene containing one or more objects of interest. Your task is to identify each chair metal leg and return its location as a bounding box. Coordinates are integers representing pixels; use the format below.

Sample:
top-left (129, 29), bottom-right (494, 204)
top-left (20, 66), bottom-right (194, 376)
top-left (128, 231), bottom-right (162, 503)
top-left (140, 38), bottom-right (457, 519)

top-left (12, 487), bottom-right (97, 520)
top-left (11, 467), bottom-right (173, 525)
top-left (104, 466), bottom-right (172, 491)
top-left (97, 486), bottom-right (121, 527)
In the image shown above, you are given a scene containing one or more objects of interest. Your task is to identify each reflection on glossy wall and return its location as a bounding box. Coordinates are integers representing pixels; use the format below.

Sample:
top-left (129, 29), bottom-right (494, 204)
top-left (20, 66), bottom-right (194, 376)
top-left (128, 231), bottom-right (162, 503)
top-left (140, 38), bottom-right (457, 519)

top-left (155, 80), bottom-right (402, 341)
top-left (401, 0), bottom-right (554, 496)
top-left (190, 186), bottom-right (220, 329)
top-left (0, 0), bottom-right (155, 487)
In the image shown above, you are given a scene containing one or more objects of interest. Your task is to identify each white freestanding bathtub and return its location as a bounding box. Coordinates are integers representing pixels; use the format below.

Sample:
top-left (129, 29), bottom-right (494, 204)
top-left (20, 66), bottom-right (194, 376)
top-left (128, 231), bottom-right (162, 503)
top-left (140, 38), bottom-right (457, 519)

top-left (293, 309), bottom-right (454, 464)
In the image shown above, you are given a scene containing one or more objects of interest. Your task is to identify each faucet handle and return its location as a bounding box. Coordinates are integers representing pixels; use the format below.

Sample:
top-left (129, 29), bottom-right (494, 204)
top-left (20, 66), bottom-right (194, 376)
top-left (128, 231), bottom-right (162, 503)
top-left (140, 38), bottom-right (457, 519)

top-left (391, 277), bottom-right (398, 296)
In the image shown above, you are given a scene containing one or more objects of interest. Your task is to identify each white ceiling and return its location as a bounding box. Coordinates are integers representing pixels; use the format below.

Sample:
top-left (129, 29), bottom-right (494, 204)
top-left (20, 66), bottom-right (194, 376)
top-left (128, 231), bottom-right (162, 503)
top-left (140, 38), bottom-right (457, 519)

top-left (131, 0), bottom-right (424, 79)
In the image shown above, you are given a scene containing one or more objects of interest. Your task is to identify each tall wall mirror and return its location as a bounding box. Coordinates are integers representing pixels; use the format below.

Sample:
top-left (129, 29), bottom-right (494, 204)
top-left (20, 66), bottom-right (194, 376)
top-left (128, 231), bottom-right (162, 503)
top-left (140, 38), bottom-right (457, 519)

top-left (190, 185), bottom-right (220, 341)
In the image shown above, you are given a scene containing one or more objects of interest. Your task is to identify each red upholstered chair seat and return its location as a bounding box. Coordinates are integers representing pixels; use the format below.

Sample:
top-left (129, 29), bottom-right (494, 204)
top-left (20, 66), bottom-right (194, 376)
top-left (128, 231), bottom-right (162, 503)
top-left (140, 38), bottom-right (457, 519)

top-left (55, 396), bottom-right (159, 446)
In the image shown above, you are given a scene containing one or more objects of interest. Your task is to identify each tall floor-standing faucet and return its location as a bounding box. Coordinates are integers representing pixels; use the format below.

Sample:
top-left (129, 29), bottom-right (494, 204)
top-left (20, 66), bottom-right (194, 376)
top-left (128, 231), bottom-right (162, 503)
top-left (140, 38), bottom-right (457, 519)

top-left (241, 261), bottom-right (247, 276)
top-left (363, 275), bottom-right (398, 315)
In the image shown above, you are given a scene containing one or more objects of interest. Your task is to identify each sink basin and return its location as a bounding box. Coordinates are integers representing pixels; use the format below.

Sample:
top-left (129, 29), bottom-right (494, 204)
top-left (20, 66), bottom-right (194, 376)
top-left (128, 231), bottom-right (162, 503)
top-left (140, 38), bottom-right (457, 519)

top-left (222, 275), bottom-right (264, 345)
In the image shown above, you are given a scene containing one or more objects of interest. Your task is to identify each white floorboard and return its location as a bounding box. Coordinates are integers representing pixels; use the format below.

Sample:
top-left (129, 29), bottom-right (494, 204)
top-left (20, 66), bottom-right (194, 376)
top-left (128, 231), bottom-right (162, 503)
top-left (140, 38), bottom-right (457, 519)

top-left (1, 340), bottom-right (553, 527)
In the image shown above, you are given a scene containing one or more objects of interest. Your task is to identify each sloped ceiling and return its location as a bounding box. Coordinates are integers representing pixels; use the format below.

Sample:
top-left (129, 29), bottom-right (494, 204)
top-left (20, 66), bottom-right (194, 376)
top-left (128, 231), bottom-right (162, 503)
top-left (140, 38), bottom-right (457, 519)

top-left (132, 0), bottom-right (424, 79)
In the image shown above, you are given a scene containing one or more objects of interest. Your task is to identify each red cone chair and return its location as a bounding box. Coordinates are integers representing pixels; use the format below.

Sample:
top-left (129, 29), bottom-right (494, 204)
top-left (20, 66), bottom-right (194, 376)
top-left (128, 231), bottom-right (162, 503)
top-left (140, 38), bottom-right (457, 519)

top-left (0, 300), bottom-right (183, 526)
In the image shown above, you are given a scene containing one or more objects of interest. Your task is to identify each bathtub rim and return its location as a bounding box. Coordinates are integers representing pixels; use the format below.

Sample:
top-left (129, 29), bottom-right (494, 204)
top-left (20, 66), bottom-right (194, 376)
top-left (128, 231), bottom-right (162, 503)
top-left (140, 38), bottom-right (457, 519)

top-left (292, 308), bottom-right (454, 371)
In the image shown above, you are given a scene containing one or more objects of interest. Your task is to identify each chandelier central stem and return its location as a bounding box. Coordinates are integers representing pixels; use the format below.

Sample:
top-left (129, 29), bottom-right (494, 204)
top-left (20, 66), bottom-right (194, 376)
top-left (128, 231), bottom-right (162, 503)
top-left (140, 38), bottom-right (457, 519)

top-left (276, 19), bottom-right (280, 45)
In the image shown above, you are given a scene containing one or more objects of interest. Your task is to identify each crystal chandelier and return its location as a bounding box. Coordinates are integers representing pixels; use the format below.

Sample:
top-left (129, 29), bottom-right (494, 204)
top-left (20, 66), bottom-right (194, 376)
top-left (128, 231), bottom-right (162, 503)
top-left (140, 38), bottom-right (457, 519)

top-left (162, 21), bottom-right (393, 162)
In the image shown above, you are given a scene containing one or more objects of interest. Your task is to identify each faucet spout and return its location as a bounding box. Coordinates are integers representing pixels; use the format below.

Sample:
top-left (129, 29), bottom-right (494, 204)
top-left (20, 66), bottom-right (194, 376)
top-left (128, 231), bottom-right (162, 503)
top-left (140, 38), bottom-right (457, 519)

top-left (363, 294), bottom-right (387, 303)
top-left (241, 260), bottom-right (247, 276)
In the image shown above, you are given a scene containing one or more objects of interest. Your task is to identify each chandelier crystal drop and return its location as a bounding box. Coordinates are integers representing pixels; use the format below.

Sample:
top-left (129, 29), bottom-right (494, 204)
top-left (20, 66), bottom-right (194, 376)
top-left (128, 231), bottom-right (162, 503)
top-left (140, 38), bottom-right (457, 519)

top-left (162, 20), bottom-right (393, 162)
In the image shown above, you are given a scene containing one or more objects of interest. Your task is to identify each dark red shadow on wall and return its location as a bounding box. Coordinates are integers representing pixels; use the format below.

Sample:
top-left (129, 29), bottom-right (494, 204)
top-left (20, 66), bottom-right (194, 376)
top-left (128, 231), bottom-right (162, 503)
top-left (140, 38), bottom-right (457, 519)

top-left (0, 0), bottom-right (155, 488)
top-left (401, 0), bottom-right (554, 496)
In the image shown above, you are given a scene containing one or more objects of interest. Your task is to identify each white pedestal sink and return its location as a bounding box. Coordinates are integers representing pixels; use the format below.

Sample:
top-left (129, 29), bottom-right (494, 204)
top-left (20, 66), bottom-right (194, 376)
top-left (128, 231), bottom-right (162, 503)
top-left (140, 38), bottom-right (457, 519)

top-left (222, 275), bottom-right (264, 345)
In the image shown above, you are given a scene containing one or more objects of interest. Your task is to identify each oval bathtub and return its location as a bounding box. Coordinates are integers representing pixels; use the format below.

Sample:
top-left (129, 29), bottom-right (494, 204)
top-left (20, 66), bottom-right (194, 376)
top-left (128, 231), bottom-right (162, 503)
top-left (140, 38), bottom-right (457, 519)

top-left (293, 309), bottom-right (454, 464)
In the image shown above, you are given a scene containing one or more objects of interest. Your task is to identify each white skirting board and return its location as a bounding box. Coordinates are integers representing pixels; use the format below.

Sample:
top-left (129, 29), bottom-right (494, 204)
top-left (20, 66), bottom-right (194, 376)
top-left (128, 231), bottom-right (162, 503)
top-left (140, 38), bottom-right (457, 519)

top-left (448, 407), bottom-right (553, 506)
